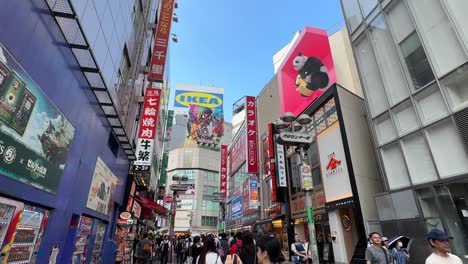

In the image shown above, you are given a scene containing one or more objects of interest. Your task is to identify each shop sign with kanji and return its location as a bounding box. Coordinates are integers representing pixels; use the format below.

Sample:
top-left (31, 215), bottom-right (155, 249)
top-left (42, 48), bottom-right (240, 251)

top-left (245, 96), bottom-right (258, 174)
top-left (134, 88), bottom-right (161, 166)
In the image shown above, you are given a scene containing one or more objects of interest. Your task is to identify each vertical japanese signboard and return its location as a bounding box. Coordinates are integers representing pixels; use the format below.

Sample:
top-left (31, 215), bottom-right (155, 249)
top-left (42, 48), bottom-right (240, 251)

top-left (276, 142), bottom-right (287, 187)
top-left (228, 126), bottom-right (246, 176)
top-left (249, 179), bottom-right (258, 209)
top-left (148, 0), bottom-right (175, 82)
top-left (134, 88), bottom-right (161, 166)
top-left (219, 145), bottom-right (227, 199)
top-left (268, 123), bottom-right (277, 202)
top-left (245, 96), bottom-right (258, 174)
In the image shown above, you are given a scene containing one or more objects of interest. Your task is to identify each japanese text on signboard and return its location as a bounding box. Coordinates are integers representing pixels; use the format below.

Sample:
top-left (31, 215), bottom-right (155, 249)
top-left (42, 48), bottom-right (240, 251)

top-left (219, 145), bottom-right (227, 199)
top-left (245, 96), bottom-right (258, 174)
top-left (148, 0), bottom-right (175, 82)
top-left (268, 123), bottom-right (277, 202)
top-left (134, 88), bottom-right (161, 166)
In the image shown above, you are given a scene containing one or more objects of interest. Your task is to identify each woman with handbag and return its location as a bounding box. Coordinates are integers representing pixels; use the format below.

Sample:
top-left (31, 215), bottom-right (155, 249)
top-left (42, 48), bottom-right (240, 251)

top-left (196, 236), bottom-right (223, 264)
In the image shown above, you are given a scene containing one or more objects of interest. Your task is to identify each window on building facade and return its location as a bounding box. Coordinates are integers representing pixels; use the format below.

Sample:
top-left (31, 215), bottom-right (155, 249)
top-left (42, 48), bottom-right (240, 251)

top-left (414, 84), bottom-right (449, 125)
top-left (399, 32), bottom-right (435, 90)
top-left (354, 35), bottom-right (389, 116)
top-left (201, 216), bottom-right (218, 227)
top-left (369, 15), bottom-right (409, 106)
top-left (380, 142), bottom-right (411, 189)
top-left (391, 100), bottom-right (419, 136)
top-left (440, 64), bottom-right (468, 112)
top-left (443, 0), bottom-right (468, 50)
top-left (400, 132), bottom-right (438, 184)
top-left (385, 0), bottom-right (435, 92)
top-left (406, 0), bottom-right (467, 77)
top-left (374, 113), bottom-right (397, 146)
top-left (358, 0), bottom-right (378, 17)
top-left (342, 0), bottom-right (363, 33)
top-left (416, 188), bottom-right (444, 231)
top-left (425, 118), bottom-right (468, 178)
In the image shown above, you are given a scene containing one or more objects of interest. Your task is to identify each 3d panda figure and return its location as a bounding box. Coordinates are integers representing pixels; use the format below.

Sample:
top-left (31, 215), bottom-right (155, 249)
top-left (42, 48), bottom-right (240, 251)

top-left (293, 52), bottom-right (329, 96)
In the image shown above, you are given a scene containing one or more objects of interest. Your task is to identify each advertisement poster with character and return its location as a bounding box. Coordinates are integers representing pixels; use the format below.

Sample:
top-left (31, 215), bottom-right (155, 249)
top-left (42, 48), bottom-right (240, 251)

top-left (0, 42), bottom-right (75, 194)
top-left (86, 157), bottom-right (118, 215)
top-left (278, 27), bottom-right (336, 117)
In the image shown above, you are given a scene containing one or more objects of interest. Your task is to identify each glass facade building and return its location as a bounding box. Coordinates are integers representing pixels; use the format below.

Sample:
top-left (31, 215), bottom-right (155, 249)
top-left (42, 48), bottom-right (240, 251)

top-left (341, 0), bottom-right (468, 260)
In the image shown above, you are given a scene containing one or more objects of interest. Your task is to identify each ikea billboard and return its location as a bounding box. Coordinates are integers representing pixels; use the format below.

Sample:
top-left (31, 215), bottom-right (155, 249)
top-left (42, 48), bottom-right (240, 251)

top-left (173, 87), bottom-right (224, 150)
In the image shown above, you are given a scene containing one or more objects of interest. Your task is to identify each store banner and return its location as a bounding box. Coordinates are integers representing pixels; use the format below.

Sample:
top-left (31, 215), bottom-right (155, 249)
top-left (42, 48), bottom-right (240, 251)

top-left (228, 126), bottom-right (246, 175)
top-left (148, 0), bottom-right (175, 82)
top-left (242, 181), bottom-right (249, 216)
top-left (262, 132), bottom-right (271, 180)
top-left (317, 122), bottom-right (352, 202)
top-left (0, 43), bottom-right (75, 194)
top-left (86, 157), bottom-right (118, 215)
top-left (245, 96), bottom-right (258, 173)
top-left (232, 195), bottom-right (243, 219)
top-left (268, 124), bottom-right (277, 202)
top-left (276, 142), bottom-right (287, 187)
top-left (219, 145), bottom-right (227, 199)
top-left (134, 88), bottom-right (161, 166)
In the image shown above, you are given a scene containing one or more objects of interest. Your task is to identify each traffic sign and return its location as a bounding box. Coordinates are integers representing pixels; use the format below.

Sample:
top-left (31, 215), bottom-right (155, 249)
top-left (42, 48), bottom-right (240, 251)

top-left (164, 195), bottom-right (173, 204)
top-left (170, 184), bottom-right (188, 191)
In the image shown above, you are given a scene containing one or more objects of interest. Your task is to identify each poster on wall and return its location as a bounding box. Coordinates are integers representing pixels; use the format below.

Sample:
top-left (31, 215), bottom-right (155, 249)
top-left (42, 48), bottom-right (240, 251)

top-left (173, 89), bottom-right (224, 149)
top-left (278, 27), bottom-right (336, 116)
top-left (0, 43), bottom-right (75, 194)
top-left (86, 157), bottom-right (118, 215)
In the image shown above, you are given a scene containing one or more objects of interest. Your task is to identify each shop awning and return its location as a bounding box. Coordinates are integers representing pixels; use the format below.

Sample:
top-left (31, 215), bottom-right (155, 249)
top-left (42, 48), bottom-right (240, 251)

top-left (135, 195), bottom-right (168, 219)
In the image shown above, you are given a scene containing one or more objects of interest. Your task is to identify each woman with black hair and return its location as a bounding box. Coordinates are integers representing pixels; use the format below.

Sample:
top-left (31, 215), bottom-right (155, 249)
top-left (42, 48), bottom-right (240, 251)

top-left (191, 236), bottom-right (203, 264)
top-left (196, 236), bottom-right (223, 264)
top-left (257, 234), bottom-right (282, 264)
top-left (238, 231), bottom-right (257, 264)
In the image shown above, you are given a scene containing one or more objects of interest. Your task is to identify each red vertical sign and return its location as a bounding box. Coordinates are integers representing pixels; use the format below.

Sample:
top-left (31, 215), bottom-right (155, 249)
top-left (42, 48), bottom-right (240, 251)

top-left (246, 96), bottom-right (258, 173)
top-left (148, 0), bottom-right (175, 82)
top-left (219, 145), bottom-right (228, 199)
top-left (134, 88), bottom-right (162, 166)
top-left (268, 123), bottom-right (277, 202)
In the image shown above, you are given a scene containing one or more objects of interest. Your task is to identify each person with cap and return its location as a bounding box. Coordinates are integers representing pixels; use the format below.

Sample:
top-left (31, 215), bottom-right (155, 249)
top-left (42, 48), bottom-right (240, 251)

top-left (365, 232), bottom-right (391, 264)
top-left (381, 237), bottom-right (389, 249)
top-left (426, 228), bottom-right (462, 264)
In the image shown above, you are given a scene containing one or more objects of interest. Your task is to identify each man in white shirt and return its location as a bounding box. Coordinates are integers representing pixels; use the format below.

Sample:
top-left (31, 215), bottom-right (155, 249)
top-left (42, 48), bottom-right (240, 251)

top-left (426, 228), bottom-right (462, 264)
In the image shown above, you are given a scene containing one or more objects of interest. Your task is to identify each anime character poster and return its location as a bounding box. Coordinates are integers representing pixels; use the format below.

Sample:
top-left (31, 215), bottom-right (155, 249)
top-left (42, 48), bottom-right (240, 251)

top-left (0, 42), bottom-right (75, 194)
top-left (187, 104), bottom-right (224, 148)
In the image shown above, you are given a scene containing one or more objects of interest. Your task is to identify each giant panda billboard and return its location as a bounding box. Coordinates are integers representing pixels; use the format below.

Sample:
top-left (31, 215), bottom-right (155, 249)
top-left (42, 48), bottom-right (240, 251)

top-left (278, 26), bottom-right (336, 116)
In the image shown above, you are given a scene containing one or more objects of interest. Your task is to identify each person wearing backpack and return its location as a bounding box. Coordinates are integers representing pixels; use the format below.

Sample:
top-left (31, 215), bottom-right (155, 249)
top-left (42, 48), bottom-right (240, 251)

top-left (238, 231), bottom-right (256, 264)
top-left (160, 235), bottom-right (171, 264)
top-left (219, 233), bottom-right (230, 263)
top-left (135, 233), bottom-right (153, 264)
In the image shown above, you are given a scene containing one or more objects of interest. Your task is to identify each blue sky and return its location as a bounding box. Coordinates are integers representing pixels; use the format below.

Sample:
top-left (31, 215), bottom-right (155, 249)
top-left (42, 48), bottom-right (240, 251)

top-left (169, 0), bottom-right (344, 122)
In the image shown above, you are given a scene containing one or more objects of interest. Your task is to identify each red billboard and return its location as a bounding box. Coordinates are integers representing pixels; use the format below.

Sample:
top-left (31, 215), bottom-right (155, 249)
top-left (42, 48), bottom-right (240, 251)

top-left (268, 123), bottom-right (277, 202)
top-left (219, 145), bottom-right (228, 199)
top-left (148, 0), bottom-right (175, 82)
top-left (245, 96), bottom-right (258, 174)
top-left (278, 27), bottom-right (336, 117)
top-left (229, 126), bottom-right (246, 176)
top-left (134, 88), bottom-right (162, 166)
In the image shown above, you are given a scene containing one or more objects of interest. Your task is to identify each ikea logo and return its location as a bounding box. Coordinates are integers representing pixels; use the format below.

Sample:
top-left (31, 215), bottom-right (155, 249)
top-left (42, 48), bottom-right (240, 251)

top-left (175, 91), bottom-right (223, 108)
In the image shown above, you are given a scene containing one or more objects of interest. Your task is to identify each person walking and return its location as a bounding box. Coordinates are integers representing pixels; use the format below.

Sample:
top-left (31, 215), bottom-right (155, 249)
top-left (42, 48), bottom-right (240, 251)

top-left (160, 235), bottom-right (171, 264)
top-left (229, 232), bottom-right (243, 255)
top-left (425, 228), bottom-right (462, 264)
top-left (219, 233), bottom-right (230, 263)
top-left (391, 239), bottom-right (409, 264)
top-left (365, 232), bottom-right (391, 264)
top-left (191, 236), bottom-right (203, 264)
top-left (134, 233), bottom-right (153, 264)
top-left (291, 234), bottom-right (309, 264)
top-left (256, 234), bottom-right (282, 264)
top-left (196, 236), bottom-right (223, 264)
top-left (238, 231), bottom-right (257, 264)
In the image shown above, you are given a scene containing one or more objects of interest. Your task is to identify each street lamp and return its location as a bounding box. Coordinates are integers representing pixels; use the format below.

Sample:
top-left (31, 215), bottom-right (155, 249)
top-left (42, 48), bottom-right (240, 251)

top-left (275, 112), bottom-right (319, 264)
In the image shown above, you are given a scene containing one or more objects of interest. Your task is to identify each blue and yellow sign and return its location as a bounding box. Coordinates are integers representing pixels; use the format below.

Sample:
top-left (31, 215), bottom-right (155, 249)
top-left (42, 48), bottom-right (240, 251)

top-left (174, 90), bottom-right (223, 109)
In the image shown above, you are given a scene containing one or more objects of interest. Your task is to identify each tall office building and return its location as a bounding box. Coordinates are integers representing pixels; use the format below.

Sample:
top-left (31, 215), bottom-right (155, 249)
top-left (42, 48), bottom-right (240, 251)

top-left (341, 0), bottom-right (468, 260)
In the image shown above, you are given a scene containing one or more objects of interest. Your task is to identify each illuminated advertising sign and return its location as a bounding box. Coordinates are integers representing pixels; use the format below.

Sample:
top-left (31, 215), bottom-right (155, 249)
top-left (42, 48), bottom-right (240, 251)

top-left (229, 126), bottom-right (246, 176)
top-left (245, 96), bottom-right (258, 174)
top-left (148, 0), bottom-right (175, 82)
top-left (134, 88), bottom-right (162, 166)
top-left (278, 27), bottom-right (336, 116)
top-left (174, 89), bottom-right (224, 149)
